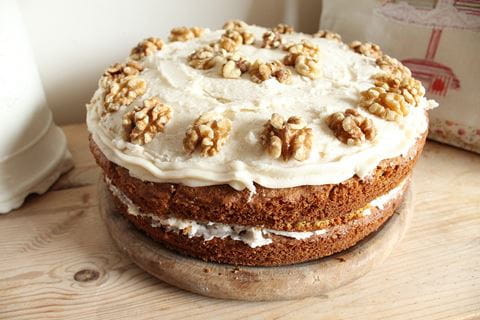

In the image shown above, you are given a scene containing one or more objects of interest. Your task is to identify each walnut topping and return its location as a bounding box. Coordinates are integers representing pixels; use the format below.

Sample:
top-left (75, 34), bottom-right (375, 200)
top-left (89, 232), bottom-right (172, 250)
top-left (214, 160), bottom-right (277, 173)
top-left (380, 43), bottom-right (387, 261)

top-left (273, 23), bottom-right (294, 34)
top-left (360, 87), bottom-right (407, 121)
top-left (122, 96), bottom-right (172, 145)
top-left (376, 54), bottom-right (412, 79)
top-left (295, 55), bottom-right (321, 79)
top-left (100, 61), bottom-right (146, 112)
top-left (219, 29), bottom-right (244, 52)
top-left (102, 61), bottom-right (144, 82)
top-left (221, 54), bottom-right (250, 79)
top-left (326, 109), bottom-right (376, 145)
top-left (239, 30), bottom-right (255, 45)
top-left (283, 41), bottom-right (320, 66)
top-left (183, 113), bottom-right (232, 157)
top-left (169, 26), bottom-right (204, 42)
top-left (187, 45), bottom-right (226, 70)
top-left (349, 41), bottom-right (383, 59)
top-left (223, 19), bottom-right (248, 31)
top-left (130, 37), bottom-right (164, 60)
top-left (373, 74), bottom-right (425, 107)
top-left (261, 113), bottom-right (313, 161)
top-left (358, 71), bottom-right (426, 121)
top-left (102, 76), bottom-right (147, 113)
top-left (249, 60), bottom-right (292, 84)
top-left (313, 29), bottom-right (342, 42)
top-left (262, 31), bottom-right (283, 48)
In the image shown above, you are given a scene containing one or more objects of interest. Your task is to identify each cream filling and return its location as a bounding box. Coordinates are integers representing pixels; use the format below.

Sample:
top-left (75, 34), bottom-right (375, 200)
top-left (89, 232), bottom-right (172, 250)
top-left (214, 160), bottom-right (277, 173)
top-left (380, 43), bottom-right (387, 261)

top-left (86, 25), bottom-right (437, 193)
top-left (107, 178), bottom-right (406, 248)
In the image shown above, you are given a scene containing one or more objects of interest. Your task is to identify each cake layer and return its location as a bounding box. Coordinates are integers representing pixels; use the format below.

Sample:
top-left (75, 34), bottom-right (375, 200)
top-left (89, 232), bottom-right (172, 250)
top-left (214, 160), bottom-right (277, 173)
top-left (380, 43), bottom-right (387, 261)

top-left (86, 24), bottom-right (436, 192)
top-left (108, 177), bottom-right (408, 266)
top-left (106, 175), bottom-right (406, 248)
top-left (90, 131), bottom-right (425, 231)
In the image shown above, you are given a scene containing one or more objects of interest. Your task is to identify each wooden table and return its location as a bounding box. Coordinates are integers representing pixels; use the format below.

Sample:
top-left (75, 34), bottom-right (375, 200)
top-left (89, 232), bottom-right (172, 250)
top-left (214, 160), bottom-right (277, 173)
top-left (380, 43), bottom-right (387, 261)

top-left (1, 124), bottom-right (479, 320)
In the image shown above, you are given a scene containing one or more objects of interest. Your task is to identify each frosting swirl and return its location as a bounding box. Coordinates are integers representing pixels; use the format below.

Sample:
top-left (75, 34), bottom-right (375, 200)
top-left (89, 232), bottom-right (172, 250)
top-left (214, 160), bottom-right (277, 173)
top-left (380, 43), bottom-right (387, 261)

top-left (87, 25), bottom-right (436, 191)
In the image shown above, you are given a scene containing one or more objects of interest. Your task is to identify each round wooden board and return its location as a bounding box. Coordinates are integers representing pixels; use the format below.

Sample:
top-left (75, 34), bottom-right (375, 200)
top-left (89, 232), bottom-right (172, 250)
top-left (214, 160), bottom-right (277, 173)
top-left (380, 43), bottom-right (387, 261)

top-left (98, 179), bottom-right (413, 301)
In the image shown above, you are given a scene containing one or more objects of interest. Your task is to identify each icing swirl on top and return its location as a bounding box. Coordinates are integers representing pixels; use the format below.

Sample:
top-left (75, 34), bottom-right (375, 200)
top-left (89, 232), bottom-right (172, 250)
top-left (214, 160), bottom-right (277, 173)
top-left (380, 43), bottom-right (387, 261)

top-left (87, 24), bottom-right (436, 191)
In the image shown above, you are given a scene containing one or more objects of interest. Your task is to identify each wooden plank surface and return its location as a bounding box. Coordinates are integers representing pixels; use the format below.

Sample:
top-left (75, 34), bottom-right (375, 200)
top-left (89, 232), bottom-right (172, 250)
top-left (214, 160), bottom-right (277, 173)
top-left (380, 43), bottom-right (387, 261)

top-left (0, 124), bottom-right (479, 320)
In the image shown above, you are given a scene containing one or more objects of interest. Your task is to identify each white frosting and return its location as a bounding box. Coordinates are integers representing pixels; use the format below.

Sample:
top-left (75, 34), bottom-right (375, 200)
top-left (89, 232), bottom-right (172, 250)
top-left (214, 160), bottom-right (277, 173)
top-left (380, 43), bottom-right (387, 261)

top-left (370, 180), bottom-right (405, 210)
top-left (87, 25), bottom-right (436, 191)
top-left (107, 178), bottom-right (406, 248)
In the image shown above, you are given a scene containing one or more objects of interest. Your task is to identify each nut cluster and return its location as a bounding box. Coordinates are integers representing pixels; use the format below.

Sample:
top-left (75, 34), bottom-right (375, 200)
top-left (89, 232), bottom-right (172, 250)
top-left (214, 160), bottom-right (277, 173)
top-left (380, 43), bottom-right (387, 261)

top-left (223, 19), bottom-right (248, 31)
top-left (169, 26), bottom-right (204, 42)
top-left (313, 30), bottom-right (342, 42)
top-left (283, 41), bottom-right (321, 79)
top-left (295, 55), bottom-right (321, 79)
top-left (219, 29), bottom-right (255, 52)
top-left (283, 41), bottom-right (320, 65)
top-left (101, 61), bottom-right (146, 113)
top-left (360, 73), bottom-right (425, 121)
top-left (261, 113), bottom-right (313, 161)
top-left (374, 74), bottom-right (425, 107)
top-left (183, 113), bottom-right (233, 157)
top-left (262, 30), bottom-right (283, 48)
top-left (122, 96), bottom-right (173, 145)
top-left (102, 60), bottom-right (144, 82)
top-left (349, 40), bottom-right (383, 59)
top-left (326, 109), bottom-right (376, 145)
top-left (360, 87), bottom-right (407, 121)
top-left (376, 54), bottom-right (412, 79)
top-left (188, 45), bottom-right (227, 70)
top-left (221, 53), bottom-right (251, 79)
top-left (273, 23), bottom-right (294, 34)
top-left (130, 37), bottom-right (164, 60)
top-left (249, 60), bottom-right (292, 84)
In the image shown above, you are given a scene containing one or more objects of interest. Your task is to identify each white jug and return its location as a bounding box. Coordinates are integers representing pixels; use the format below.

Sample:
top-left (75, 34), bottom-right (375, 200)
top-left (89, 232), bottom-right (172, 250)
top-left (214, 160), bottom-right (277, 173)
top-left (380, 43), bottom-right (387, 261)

top-left (0, 0), bottom-right (73, 213)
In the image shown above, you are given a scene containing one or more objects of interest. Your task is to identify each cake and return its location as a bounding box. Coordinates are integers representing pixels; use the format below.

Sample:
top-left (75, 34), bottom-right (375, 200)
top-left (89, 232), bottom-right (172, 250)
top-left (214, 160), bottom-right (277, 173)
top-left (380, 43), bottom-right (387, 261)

top-left (87, 21), bottom-right (437, 266)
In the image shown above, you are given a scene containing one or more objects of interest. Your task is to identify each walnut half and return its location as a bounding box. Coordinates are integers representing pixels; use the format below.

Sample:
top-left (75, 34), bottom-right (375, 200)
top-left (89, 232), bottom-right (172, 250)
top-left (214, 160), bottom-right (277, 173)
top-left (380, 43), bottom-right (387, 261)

top-left (261, 113), bottom-right (313, 161)
top-left (373, 74), bottom-right (425, 107)
top-left (283, 41), bottom-right (320, 66)
top-left (223, 19), bottom-right (248, 31)
top-left (295, 54), bottom-right (321, 79)
top-left (326, 109), bottom-right (376, 145)
top-left (183, 113), bottom-right (232, 157)
top-left (102, 76), bottom-right (147, 113)
top-left (360, 87), bottom-right (408, 121)
top-left (122, 96), bottom-right (173, 145)
top-left (360, 73), bottom-right (425, 121)
top-left (219, 29), bottom-right (243, 52)
top-left (313, 30), bottom-right (342, 42)
top-left (249, 60), bottom-right (292, 84)
top-left (273, 23), bottom-right (294, 34)
top-left (130, 37), bottom-right (164, 60)
top-left (188, 45), bottom-right (226, 70)
top-left (221, 54), bottom-right (250, 79)
top-left (102, 60), bottom-right (144, 82)
top-left (282, 41), bottom-right (321, 78)
top-left (262, 31), bottom-right (283, 48)
top-left (169, 26), bottom-right (204, 42)
top-left (376, 54), bottom-right (411, 79)
top-left (349, 41), bottom-right (383, 59)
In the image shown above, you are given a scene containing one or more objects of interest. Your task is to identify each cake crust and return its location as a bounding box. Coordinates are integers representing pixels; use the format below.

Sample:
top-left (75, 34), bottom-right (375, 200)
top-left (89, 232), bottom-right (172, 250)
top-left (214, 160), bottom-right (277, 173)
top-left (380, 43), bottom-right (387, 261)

top-left (107, 179), bottom-right (407, 266)
top-left (90, 130), bottom-right (425, 231)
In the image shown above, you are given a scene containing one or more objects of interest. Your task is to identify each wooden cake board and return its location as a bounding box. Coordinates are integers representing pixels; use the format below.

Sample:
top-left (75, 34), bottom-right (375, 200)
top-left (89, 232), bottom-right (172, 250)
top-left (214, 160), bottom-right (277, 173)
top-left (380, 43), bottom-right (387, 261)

top-left (98, 180), bottom-right (413, 301)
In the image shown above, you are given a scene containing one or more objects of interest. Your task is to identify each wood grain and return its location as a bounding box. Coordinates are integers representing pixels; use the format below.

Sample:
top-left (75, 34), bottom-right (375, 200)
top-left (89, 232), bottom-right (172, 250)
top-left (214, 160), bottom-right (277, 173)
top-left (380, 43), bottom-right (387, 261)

top-left (0, 124), bottom-right (479, 319)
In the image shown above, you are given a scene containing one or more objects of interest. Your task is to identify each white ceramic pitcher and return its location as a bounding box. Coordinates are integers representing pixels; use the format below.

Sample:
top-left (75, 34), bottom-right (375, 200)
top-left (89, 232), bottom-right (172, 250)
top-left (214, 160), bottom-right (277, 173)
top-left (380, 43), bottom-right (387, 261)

top-left (0, 0), bottom-right (73, 213)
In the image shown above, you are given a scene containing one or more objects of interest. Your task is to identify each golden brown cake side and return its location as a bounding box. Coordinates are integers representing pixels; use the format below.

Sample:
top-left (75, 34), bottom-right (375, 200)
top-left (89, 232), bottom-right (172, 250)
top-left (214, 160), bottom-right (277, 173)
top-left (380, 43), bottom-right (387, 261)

top-left (90, 130), bottom-right (425, 231)
top-left (107, 178), bottom-right (408, 266)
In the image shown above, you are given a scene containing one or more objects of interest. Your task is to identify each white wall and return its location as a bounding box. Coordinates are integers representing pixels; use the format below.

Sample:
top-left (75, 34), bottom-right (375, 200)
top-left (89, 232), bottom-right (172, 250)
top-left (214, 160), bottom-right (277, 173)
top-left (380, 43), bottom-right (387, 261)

top-left (18, 0), bottom-right (322, 124)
